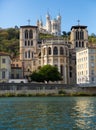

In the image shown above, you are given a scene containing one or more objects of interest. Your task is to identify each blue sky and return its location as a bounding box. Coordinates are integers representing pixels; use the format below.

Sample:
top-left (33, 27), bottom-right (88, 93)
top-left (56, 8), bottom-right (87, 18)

top-left (0, 0), bottom-right (96, 35)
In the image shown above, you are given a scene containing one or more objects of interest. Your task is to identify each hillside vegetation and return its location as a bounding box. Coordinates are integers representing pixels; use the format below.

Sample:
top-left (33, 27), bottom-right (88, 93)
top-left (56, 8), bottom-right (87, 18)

top-left (0, 28), bottom-right (19, 57)
top-left (0, 28), bottom-right (96, 57)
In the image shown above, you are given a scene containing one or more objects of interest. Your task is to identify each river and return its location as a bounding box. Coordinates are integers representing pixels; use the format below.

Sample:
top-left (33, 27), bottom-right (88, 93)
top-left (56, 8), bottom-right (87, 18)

top-left (0, 97), bottom-right (96, 129)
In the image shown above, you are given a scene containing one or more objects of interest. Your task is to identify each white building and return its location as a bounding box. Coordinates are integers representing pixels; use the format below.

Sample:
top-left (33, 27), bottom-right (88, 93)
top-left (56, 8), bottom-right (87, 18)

top-left (37, 13), bottom-right (61, 36)
top-left (76, 47), bottom-right (96, 84)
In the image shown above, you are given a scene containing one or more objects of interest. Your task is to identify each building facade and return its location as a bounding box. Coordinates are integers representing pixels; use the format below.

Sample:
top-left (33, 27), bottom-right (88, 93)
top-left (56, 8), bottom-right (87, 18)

top-left (70, 25), bottom-right (88, 49)
top-left (76, 47), bottom-right (96, 84)
top-left (0, 52), bottom-right (11, 82)
top-left (41, 39), bottom-right (69, 83)
top-left (19, 22), bottom-right (89, 84)
top-left (20, 25), bottom-right (39, 77)
top-left (37, 13), bottom-right (61, 36)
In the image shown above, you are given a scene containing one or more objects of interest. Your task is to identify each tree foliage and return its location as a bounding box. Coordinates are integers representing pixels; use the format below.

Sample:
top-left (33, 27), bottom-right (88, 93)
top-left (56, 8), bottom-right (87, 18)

top-left (0, 28), bottom-right (19, 57)
top-left (30, 65), bottom-right (62, 82)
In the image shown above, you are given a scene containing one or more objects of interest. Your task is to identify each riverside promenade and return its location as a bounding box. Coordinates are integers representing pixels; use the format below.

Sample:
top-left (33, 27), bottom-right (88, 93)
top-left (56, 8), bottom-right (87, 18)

top-left (0, 83), bottom-right (96, 95)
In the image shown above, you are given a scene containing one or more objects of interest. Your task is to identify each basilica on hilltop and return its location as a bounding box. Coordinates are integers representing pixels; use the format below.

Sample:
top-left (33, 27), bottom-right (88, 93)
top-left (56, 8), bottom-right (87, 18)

top-left (37, 13), bottom-right (61, 36)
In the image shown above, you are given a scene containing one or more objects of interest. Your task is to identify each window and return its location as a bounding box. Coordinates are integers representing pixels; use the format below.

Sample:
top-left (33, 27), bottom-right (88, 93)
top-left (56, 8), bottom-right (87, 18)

top-left (25, 30), bottom-right (28, 39)
top-left (16, 74), bottom-right (19, 79)
top-left (53, 46), bottom-right (58, 55)
top-left (82, 41), bottom-right (84, 47)
top-left (11, 74), bottom-right (14, 79)
top-left (76, 30), bottom-right (79, 40)
top-left (25, 41), bottom-right (27, 46)
top-left (2, 71), bottom-right (5, 79)
top-left (76, 42), bottom-right (78, 47)
top-left (2, 58), bottom-right (6, 63)
top-left (70, 72), bottom-right (72, 78)
top-left (91, 70), bottom-right (94, 75)
top-left (60, 47), bottom-right (64, 55)
top-left (28, 50), bottom-right (30, 58)
top-left (31, 40), bottom-right (33, 46)
top-left (28, 40), bottom-right (30, 46)
top-left (91, 63), bottom-right (94, 67)
top-left (80, 30), bottom-right (84, 40)
top-left (60, 65), bottom-right (63, 76)
top-left (91, 77), bottom-right (94, 82)
top-left (79, 41), bottom-right (81, 47)
top-left (48, 47), bottom-right (51, 55)
top-left (29, 30), bottom-right (33, 38)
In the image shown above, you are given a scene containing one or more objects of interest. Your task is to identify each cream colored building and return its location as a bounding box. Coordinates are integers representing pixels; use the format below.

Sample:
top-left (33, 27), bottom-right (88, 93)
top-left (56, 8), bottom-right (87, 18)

top-left (0, 52), bottom-right (11, 82)
top-left (76, 47), bottom-right (96, 84)
top-left (20, 25), bottom-right (39, 77)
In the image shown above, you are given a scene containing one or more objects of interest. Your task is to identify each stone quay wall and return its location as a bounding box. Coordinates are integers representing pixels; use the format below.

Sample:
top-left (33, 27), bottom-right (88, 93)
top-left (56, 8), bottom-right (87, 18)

top-left (0, 83), bottom-right (96, 95)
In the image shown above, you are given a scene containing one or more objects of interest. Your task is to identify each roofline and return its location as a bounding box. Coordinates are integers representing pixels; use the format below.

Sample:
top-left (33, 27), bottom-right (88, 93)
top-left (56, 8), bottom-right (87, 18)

top-left (20, 25), bottom-right (38, 28)
top-left (71, 25), bottom-right (87, 30)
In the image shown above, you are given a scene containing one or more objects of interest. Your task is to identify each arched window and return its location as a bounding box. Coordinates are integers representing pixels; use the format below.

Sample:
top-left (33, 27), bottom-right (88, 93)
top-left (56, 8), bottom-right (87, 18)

top-left (29, 30), bottom-right (33, 39)
top-left (76, 30), bottom-right (79, 40)
top-left (53, 46), bottom-right (58, 55)
top-left (80, 30), bottom-right (84, 40)
top-left (48, 47), bottom-right (51, 55)
top-left (28, 50), bottom-right (30, 58)
top-left (25, 30), bottom-right (28, 39)
top-left (60, 47), bottom-right (64, 55)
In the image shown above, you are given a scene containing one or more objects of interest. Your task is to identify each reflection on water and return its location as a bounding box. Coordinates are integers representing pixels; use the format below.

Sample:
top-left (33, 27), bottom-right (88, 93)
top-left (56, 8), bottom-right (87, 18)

top-left (0, 97), bottom-right (96, 129)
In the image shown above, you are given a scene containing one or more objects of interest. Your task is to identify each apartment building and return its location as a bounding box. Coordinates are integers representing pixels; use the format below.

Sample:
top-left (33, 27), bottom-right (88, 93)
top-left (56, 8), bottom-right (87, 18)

top-left (76, 47), bottom-right (96, 84)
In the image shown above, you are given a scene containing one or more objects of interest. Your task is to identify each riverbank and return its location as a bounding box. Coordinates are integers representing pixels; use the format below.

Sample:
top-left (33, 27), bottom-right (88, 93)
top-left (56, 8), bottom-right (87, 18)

top-left (0, 83), bottom-right (96, 97)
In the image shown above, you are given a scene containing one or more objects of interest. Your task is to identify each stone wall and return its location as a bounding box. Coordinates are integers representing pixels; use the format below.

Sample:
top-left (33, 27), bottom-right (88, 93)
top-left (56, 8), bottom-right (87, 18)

top-left (0, 83), bottom-right (96, 95)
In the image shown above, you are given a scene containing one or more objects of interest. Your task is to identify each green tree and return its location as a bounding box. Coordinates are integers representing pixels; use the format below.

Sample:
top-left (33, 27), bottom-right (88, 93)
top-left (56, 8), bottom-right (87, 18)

top-left (30, 65), bottom-right (62, 82)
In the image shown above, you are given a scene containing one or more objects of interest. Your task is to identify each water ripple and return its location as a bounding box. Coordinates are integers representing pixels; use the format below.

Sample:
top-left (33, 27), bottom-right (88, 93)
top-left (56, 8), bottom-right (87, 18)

top-left (0, 97), bottom-right (96, 129)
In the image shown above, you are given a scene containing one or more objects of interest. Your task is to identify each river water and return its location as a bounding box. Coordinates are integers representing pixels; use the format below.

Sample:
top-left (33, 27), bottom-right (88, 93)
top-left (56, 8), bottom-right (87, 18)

top-left (0, 97), bottom-right (96, 130)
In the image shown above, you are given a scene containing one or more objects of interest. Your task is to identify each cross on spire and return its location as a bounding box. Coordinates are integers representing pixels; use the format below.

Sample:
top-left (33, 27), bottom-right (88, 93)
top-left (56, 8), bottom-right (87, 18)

top-left (77, 20), bottom-right (80, 26)
top-left (28, 19), bottom-right (30, 25)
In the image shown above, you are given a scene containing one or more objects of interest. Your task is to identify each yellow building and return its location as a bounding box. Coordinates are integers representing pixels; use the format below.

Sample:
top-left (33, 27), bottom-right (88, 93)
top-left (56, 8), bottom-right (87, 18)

top-left (0, 52), bottom-right (11, 82)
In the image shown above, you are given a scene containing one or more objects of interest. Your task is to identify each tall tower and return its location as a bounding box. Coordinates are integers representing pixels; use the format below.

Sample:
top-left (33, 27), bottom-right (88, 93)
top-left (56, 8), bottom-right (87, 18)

top-left (70, 22), bottom-right (88, 49)
top-left (46, 12), bottom-right (51, 32)
top-left (57, 13), bottom-right (61, 35)
top-left (20, 25), bottom-right (38, 77)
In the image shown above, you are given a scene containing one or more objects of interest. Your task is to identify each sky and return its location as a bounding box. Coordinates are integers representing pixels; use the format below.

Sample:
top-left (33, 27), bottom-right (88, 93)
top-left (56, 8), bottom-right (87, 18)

top-left (0, 0), bottom-right (96, 35)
